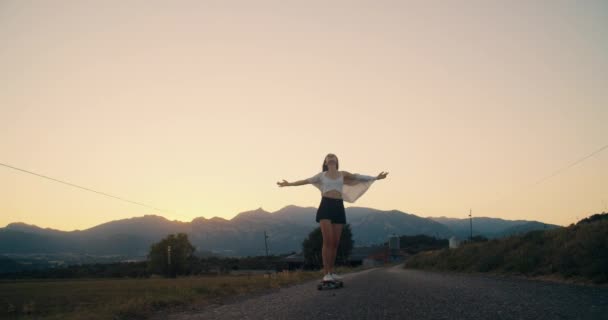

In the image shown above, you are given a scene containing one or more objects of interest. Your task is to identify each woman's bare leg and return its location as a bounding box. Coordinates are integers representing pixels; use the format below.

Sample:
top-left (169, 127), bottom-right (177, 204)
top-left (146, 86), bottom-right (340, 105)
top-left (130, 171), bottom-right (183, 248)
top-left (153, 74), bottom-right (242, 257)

top-left (329, 223), bottom-right (343, 274)
top-left (319, 219), bottom-right (334, 276)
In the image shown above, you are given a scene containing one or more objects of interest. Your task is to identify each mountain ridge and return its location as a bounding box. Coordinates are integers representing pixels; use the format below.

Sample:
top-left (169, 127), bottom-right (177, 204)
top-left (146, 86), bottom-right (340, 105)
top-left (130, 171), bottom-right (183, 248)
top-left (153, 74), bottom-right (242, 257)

top-left (1, 205), bottom-right (560, 257)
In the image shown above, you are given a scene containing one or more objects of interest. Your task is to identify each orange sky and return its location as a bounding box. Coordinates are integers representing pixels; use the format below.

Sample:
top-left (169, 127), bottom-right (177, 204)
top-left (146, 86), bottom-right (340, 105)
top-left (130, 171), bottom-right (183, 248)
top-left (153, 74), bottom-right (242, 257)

top-left (1, 1), bottom-right (607, 230)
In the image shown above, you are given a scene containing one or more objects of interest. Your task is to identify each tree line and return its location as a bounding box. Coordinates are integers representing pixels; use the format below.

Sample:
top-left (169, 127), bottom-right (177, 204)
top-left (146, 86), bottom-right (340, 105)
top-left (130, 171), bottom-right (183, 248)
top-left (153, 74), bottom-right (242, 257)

top-left (1, 223), bottom-right (458, 279)
top-left (0, 225), bottom-right (355, 279)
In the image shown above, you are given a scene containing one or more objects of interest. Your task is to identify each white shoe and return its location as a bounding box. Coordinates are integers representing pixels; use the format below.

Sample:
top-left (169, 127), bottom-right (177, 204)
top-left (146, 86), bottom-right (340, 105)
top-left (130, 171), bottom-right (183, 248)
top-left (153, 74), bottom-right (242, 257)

top-left (330, 273), bottom-right (343, 280)
top-left (323, 273), bottom-right (335, 281)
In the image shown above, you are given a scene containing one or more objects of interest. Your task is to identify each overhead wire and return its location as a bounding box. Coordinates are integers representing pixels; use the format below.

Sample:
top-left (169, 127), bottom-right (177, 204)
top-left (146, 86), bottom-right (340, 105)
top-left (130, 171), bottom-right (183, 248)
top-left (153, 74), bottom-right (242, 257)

top-left (475, 142), bottom-right (608, 211)
top-left (0, 162), bottom-right (171, 214)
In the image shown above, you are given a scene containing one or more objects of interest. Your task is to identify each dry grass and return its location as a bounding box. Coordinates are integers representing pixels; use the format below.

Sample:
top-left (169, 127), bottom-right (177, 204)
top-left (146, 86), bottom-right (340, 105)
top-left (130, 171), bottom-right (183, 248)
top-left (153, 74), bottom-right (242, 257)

top-left (0, 270), bottom-right (324, 320)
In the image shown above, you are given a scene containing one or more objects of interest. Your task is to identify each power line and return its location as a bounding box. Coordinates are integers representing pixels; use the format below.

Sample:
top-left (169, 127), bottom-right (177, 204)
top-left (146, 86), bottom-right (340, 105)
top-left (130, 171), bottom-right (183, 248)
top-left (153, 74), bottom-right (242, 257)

top-left (478, 142), bottom-right (608, 209)
top-left (0, 162), bottom-right (171, 213)
top-left (530, 143), bottom-right (608, 187)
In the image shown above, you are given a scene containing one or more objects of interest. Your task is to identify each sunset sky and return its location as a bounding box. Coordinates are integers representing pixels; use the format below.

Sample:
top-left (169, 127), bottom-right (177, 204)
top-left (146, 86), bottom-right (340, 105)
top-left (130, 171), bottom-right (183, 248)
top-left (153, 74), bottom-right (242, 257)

top-left (1, 1), bottom-right (607, 231)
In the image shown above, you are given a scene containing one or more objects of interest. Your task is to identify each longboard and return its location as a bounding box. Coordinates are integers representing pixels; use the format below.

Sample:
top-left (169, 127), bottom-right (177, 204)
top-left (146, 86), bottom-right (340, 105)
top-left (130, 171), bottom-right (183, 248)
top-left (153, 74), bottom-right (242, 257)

top-left (317, 279), bottom-right (344, 290)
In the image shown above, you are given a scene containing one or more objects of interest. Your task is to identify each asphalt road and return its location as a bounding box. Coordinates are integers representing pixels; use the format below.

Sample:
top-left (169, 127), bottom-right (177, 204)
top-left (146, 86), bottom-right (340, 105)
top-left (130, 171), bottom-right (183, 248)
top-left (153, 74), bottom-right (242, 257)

top-left (161, 264), bottom-right (608, 320)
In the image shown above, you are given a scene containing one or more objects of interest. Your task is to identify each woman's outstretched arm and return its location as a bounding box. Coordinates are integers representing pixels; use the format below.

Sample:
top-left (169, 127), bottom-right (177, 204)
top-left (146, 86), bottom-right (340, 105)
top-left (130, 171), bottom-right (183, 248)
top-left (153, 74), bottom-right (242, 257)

top-left (277, 179), bottom-right (310, 187)
top-left (342, 171), bottom-right (389, 181)
top-left (278, 172), bottom-right (321, 187)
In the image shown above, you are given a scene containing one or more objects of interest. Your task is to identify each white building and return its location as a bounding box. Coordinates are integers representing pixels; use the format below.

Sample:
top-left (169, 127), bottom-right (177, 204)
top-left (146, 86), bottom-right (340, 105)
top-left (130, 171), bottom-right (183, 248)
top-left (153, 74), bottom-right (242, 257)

top-left (449, 236), bottom-right (460, 249)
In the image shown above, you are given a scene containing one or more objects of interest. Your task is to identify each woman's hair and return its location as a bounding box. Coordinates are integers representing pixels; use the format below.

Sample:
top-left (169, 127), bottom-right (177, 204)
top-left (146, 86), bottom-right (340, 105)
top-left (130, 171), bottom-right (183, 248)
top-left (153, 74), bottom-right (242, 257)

top-left (322, 153), bottom-right (339, 171)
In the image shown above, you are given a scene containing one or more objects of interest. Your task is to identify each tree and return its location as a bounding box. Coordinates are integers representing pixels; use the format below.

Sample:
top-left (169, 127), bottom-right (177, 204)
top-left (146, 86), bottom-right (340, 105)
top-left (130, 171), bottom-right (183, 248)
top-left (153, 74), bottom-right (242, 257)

top-left (302, 224), bottom-right (353, 269)
top-left (147, 233), bottom-right (195, 277)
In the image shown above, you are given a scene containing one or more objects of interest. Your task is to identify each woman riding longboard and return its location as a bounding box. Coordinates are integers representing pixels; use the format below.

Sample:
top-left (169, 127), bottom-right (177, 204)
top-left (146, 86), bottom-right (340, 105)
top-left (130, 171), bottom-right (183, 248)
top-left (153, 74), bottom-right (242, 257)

top-left (277, 153), bottom-right (388, 290)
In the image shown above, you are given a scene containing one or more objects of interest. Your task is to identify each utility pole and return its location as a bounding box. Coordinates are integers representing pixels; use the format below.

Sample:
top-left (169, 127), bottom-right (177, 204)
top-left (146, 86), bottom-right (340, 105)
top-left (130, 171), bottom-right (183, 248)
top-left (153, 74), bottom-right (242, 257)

top-left (469, 209), bottom-right (473, 241)
top-left (167, 245), bottom-right (172, 278)
top-left (264, 231), bottom-right (269, 257)
top-left (264, 231), bottom-right (270, 275)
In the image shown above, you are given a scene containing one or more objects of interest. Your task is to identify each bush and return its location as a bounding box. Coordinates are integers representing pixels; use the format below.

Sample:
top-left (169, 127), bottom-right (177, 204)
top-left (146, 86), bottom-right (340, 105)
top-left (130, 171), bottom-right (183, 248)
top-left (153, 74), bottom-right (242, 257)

top-left (405, 212), bottom-right (608, 284)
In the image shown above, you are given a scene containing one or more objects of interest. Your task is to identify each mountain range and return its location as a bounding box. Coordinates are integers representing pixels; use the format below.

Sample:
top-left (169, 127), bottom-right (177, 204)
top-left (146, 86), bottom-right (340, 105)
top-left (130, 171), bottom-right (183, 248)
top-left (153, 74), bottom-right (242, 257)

top-left (428, 216), bottom-right (559, 239)
top-left (0, 205), bottom-right (561, 257)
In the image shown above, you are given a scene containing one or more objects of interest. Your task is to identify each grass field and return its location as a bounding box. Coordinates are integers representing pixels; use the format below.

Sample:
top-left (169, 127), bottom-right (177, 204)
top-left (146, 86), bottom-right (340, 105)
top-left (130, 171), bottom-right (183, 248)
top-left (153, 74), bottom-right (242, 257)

top-left (0, 266), bottom-right (367, 319)
top-left (0, 270), bottom-right (319, 319)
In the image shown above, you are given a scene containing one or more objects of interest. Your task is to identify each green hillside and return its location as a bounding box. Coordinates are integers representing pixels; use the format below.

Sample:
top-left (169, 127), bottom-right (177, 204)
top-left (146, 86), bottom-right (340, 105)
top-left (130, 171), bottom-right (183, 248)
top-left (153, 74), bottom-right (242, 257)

top-left (405, 213), bottom-right (608, 284)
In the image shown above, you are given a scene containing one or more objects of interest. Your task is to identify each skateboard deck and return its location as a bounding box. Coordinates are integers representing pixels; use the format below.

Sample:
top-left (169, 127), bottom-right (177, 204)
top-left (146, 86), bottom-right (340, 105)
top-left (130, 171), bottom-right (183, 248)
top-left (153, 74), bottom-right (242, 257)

top-left (317, 279), bottom-right (344, 290)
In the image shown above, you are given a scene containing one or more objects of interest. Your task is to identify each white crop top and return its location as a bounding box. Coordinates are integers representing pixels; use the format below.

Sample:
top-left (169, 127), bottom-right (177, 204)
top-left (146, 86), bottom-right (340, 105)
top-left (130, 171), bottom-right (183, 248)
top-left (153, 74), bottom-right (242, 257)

top-left (307, 171), bottom-right (377, 203)
top-left (319, 172), bottom-right (344, 193)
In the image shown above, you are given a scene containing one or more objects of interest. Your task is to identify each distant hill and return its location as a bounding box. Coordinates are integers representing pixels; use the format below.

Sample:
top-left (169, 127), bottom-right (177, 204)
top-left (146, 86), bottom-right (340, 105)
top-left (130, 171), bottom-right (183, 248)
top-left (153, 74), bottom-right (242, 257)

top-left (348, 208), bottom-right (452, 245)
top-left (1, 206), bottom-right (557, 258)
top-left (406, 212), bottom-right (608, 284)
top-left (429, 216), bottom-right (561, 239)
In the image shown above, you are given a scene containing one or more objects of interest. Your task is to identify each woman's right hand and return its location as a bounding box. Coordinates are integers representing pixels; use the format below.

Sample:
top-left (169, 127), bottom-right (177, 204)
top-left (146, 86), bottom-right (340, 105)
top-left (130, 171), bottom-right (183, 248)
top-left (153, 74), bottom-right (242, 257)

top-left (277, 180), bottom-right (290, 187)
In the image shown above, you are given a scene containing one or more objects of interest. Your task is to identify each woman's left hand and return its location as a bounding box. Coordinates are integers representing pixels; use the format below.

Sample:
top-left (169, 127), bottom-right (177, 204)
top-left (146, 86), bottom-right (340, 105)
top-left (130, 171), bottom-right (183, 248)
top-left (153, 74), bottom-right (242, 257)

top-left (376, 171), bottom-right (389, 180)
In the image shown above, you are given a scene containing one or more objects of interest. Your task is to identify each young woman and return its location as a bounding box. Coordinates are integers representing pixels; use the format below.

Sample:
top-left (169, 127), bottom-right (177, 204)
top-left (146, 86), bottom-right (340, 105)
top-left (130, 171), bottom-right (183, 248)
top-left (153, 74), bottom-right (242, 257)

top-left (277, 153), bottom-right (388, 281)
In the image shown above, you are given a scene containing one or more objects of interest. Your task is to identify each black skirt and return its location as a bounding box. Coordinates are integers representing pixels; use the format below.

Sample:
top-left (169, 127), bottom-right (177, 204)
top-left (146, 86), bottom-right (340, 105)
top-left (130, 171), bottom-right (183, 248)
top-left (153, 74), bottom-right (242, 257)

top-left (316, 196), bottom-right (346, 224)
